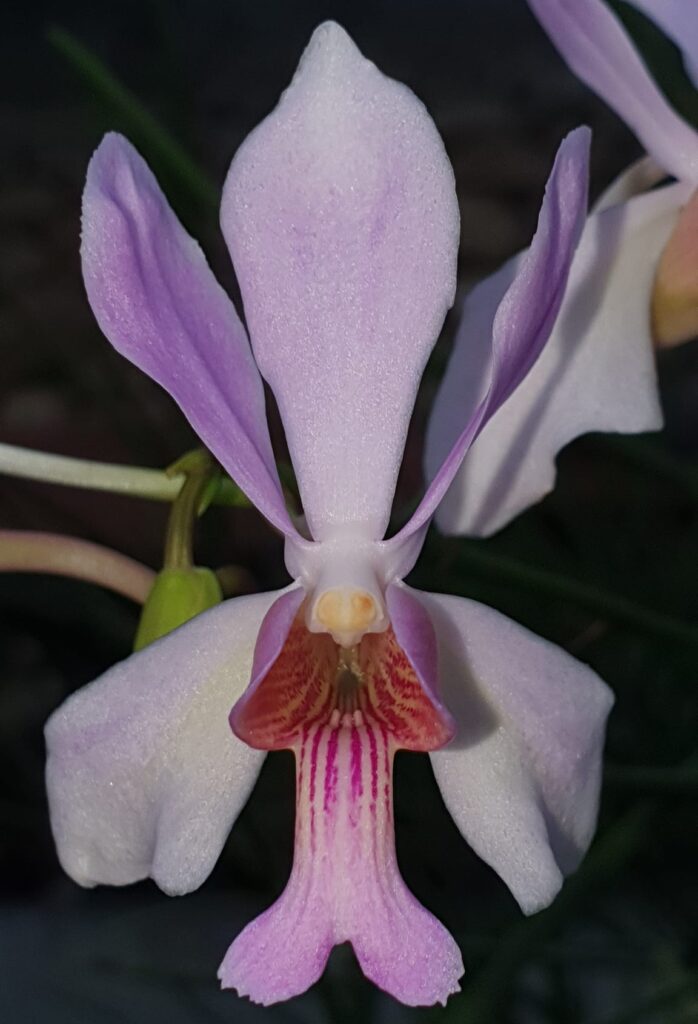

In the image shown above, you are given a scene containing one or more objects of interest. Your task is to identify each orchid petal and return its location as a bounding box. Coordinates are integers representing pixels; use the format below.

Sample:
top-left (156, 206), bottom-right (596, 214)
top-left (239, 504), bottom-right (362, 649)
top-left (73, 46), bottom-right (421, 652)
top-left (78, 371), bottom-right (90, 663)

top-left (393, 127), bottom-right (590, 548)
top-left (527, 0), bottom-right (698, 183)
top-left (428, 181), bottom-right (689, 537)
top-left (415, 588), bottom-right (614, 913)
top-left (628, 0), bottom-right (698, 88)
top-left (81, 133), bottom-right (295, 537)
top-left (45, 590), bottom-right (291, 896)
top-left (221, 21), bottom-right (459, 542)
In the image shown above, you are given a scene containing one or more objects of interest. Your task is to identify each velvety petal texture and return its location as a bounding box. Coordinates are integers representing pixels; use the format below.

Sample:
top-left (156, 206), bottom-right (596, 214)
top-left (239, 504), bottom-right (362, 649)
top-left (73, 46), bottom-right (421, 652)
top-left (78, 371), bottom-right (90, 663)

top-left (528, 0), bottom-right (698, 183)
top-left (81, 134), bottom-right (295, 537)
top-left (392, 127), bottom-right (590, 547)
top-left (416, 588), bottom-right (614, 913)
top-left (427, 182), bottom-right (690, 537)
top-left (45, 591), bottom-right (289, 896)
top-left (628, 0), bottom-right (698, 88)
top-left (221, 21), bottom-right (460, 542)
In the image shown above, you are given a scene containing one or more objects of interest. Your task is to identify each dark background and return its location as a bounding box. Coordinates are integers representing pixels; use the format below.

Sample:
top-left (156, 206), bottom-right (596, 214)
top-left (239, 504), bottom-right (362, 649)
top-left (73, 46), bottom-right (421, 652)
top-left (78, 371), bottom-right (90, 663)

top-left (1, 1), bottom-right (697, 1021)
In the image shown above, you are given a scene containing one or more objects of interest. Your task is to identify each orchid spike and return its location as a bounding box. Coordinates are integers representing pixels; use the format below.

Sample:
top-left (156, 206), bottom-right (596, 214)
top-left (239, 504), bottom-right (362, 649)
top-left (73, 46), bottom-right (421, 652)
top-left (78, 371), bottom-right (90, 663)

top-left (45, 22), bottom-right (613, 1007)
top-left (427, 0), bottom-right (698, 539)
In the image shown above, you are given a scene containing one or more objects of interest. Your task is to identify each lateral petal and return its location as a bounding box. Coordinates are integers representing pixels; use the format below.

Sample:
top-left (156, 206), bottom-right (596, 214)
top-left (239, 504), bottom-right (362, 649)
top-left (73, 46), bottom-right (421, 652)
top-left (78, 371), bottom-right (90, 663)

top-left (416, 588), bottom-right (614, 913)
top-left (81, 133), bottom-right (294, 536)
top-left (221, 21), bottom-right (459, 542)
top-left (392, 127), bottom-right (589, 548)
top-left (428, 182), bottom-right (690, 537)
top-left (45, 590), bottom-right (290, 896)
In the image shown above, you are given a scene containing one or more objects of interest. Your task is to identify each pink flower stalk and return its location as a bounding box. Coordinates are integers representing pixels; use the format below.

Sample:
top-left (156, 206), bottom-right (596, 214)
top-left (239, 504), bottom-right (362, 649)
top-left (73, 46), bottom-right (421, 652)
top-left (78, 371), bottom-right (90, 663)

top-left (427, 0), bottom-right (698, 538)
top-left (45, 22), bottom-right (613, 1007)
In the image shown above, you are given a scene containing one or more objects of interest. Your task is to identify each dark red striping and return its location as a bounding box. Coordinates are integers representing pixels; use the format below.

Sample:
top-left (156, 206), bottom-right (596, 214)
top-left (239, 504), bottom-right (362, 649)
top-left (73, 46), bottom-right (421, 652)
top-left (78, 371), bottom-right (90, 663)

top-left (240, 616), bottom-right (450, 760)
top-left (308, 724), bottom-right (324, 849)
top-left (364, 719), bottom-right (389, 878)
top-left (287, 656), bottom-right (331, 727)
top-left (235, 620), bottom-right (339, 749)
top-left (324, 725), bottom-right (339, 814)
top-left (293, 682), bottom-right (334, 736)
top-left (366, 718), bottom-right (379, 805)
top-left (363, 634), bottom-right (451, 750)
top-left (371, 689), bottom-right (410, 742)
top-left (379, 722), bottom-right (393, 823)
top-left (239, 621), bottom-right (459, 978)
top-left (350, 724), bottom-right (364, 804)
top-left (296, 723), bottom-right (310, 805)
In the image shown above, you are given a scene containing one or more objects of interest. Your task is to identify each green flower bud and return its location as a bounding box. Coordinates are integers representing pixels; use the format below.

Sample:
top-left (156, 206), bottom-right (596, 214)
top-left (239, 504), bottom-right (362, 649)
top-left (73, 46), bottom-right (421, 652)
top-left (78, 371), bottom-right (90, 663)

top-left (134, 566), bottom-right (222, 651)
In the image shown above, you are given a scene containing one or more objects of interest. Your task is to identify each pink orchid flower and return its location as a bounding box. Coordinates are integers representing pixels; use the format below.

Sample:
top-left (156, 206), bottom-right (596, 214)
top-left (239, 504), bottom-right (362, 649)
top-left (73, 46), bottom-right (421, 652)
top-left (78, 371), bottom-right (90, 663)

top-left (427, 0), bottom-right (698, 539)
top-left (45, 22), bottom-right (613, 1007)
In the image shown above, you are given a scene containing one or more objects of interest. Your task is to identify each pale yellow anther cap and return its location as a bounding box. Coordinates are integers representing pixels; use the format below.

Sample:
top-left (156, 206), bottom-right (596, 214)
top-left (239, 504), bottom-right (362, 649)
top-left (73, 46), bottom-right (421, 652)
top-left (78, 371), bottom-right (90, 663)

top-left (313, 588), bottom-right (379, 647)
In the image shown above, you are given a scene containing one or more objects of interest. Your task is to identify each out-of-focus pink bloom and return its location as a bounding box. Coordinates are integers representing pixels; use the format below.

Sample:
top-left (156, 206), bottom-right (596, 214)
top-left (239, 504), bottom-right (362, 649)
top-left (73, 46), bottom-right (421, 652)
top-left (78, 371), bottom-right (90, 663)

top-left (427, 0), bottom-right (698, 539)
top-left (45, 22), bottom-right (612, 1007)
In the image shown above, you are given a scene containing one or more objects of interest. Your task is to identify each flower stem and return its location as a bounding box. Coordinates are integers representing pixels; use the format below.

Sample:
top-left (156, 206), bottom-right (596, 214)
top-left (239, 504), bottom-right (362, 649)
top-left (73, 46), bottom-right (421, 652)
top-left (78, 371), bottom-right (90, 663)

top-left (0, 442), bottom-right (248, 506)
top-left (162, 450), bottom-right (218, 570)
top-left (0, 530), bottom-right (155, 603)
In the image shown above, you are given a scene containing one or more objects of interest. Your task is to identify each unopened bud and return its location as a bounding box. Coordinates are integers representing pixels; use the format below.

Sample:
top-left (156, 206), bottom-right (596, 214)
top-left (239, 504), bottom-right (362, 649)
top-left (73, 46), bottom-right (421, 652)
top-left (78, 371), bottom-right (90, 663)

top-left (133, 566), bottom-right (222, 651)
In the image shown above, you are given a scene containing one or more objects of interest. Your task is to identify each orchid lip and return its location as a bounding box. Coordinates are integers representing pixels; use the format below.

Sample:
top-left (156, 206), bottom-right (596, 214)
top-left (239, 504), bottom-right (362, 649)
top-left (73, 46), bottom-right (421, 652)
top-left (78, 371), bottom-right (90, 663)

top-left (224, 599), bottom-right (461, 1003)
